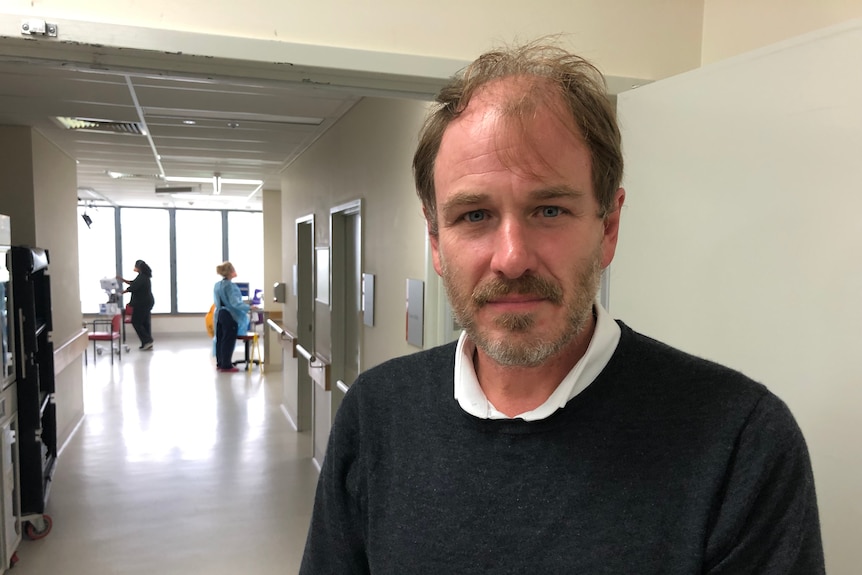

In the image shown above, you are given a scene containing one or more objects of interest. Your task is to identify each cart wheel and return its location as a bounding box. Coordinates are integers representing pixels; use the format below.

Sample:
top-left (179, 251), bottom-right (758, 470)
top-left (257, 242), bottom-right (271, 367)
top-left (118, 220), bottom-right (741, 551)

top-left (124, 345), bottom-right (131, 352)
top-left (96, 348), bottom-right (103, 355)
top-left (24, 514), bottom-right (52, 540)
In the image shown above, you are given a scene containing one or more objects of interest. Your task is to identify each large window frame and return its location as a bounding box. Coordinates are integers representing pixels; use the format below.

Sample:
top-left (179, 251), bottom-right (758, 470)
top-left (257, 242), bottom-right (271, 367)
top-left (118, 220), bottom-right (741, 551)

top-left (78, 206), bottom-right (263, 314)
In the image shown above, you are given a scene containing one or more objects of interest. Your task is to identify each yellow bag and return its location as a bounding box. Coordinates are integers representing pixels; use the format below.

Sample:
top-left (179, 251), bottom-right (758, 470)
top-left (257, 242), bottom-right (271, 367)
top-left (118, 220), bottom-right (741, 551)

top-left (205, 303), bottom-right (215, 338)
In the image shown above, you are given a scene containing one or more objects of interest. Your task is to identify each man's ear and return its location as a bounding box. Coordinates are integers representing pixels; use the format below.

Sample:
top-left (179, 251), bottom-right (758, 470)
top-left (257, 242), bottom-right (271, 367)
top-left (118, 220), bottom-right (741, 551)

top-left (601, 188), bottom-right (625, 268)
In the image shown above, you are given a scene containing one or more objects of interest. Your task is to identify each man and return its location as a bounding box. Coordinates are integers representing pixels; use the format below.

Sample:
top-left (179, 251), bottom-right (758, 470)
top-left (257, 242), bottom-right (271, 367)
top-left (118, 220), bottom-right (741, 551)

top-left (300, 41), bottom-right (824, 574)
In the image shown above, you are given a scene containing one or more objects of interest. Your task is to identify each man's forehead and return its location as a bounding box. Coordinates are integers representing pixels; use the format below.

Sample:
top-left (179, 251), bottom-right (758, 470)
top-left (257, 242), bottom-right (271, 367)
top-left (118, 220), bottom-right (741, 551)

top-left (450, 76), bottom-right (584, 149)
top-left (436, 82), bottom-right (589, 182)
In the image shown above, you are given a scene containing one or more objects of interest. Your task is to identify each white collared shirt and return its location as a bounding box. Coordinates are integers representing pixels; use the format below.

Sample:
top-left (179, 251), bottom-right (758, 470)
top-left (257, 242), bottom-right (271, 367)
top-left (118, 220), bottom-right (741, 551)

top-left (453, 302), bottom-right (621, 421)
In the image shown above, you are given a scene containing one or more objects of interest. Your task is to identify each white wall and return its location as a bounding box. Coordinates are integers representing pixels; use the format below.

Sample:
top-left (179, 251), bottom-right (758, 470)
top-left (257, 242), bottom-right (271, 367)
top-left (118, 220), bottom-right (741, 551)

top-left (614, 23), bottom-right (862, 573)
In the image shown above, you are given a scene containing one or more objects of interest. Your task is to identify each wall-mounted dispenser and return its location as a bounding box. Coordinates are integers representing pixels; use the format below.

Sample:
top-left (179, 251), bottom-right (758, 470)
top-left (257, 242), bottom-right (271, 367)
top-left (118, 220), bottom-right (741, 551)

top-left (273, 282), bottom-right (287, 303)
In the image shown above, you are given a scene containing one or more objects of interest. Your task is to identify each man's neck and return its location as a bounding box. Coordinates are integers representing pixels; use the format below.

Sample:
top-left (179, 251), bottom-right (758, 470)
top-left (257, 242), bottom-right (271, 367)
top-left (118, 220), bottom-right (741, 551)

top-left (473, 314), bottom-right (596, 417)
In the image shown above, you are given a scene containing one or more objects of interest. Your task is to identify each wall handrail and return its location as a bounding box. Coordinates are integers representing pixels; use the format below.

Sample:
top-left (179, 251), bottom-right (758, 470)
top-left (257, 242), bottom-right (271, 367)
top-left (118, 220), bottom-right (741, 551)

top-left (269, 320), bottom-right (298, 357)
top-left (308, 352), bottom-right (331, 391)
top-left (266, 318), bottom-right (284, 336)
top-left (296, 343), bottom-right (314, 362)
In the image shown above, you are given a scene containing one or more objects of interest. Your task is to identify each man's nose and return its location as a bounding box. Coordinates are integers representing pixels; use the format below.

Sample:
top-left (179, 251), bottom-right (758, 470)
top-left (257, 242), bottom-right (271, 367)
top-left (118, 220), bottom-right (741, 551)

top-left (489, 219), bottom-right (537, 279)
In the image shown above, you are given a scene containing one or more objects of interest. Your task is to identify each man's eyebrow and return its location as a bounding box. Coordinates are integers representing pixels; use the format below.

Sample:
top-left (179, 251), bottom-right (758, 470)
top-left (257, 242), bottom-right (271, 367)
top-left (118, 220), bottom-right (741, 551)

top-left (529, 186), bottom-right (587, 201)
top-left (439, 186), bottom-right (588, 216)
top-left (440, 192), bottom-right (488, 214)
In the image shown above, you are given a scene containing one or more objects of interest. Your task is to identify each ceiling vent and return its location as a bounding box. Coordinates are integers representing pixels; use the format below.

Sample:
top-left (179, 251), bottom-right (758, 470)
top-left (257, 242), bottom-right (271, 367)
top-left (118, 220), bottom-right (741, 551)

top-left (155, 186), bottom-right (200, 194)
top-left (53, 116), bottom-right (145, 135)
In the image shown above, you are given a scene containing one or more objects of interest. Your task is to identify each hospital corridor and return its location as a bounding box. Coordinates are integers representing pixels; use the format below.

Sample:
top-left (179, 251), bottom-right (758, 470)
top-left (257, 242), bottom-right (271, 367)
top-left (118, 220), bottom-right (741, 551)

top-left (11, 334), bottom-right (318, 574)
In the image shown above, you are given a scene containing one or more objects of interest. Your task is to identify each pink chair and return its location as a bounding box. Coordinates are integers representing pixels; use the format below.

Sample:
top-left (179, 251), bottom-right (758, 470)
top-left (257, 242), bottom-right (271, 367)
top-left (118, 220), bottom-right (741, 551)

top-left (88, 314), bottom-right (122, 364)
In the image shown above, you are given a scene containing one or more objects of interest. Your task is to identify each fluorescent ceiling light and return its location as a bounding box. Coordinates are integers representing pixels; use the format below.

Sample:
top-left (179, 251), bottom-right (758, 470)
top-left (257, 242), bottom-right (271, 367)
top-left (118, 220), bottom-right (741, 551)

top-left (164, 176), bottom-right (263, 186)
top-left (143, 107), bottom-right (323, 126)
top-left (170, 193), bottom-right (238, 201)
top-left (106, 170), bottom-right (161, 180)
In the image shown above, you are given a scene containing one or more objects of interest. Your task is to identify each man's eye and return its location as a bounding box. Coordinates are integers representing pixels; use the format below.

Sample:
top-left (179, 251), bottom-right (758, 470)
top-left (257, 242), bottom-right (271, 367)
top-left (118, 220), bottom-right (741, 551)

top-left (465, 211), bottom-right (485, 222)
top-left (541, 206), bottom-right (561, 217)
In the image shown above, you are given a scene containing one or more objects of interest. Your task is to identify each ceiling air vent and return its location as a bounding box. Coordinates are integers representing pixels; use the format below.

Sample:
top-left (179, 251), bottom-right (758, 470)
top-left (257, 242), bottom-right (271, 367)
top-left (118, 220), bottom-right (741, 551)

top-left (53, 116), bottom-right (145, 135)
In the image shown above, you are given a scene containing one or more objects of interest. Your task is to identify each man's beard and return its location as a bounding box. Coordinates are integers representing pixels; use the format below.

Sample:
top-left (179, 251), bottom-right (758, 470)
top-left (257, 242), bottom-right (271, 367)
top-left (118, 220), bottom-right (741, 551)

top-left (441, 247), bottom-right (602, 367)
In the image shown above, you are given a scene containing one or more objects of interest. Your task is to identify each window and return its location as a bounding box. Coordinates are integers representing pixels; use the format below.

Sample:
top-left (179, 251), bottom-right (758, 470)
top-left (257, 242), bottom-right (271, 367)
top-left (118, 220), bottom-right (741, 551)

top-left (120, 209), bottom-right (171, 314)
top-left (77, 206), bottom-right (263, 314)
top-left (77, 206), bottom-right (117, 313)
top-left (176, 210), bottom-right (223, 312)
top-left (228, 211), bottom-right (264, 302)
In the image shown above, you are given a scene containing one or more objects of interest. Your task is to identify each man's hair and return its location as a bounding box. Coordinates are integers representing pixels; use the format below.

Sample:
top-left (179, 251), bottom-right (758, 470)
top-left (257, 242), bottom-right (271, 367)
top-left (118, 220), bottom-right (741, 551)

top-left (413, 39), bottom-right (623, 236)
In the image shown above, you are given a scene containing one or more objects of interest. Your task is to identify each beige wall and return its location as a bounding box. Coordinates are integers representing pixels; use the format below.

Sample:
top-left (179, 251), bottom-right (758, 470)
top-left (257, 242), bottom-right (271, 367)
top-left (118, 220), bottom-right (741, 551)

top-left (262, 188), bottom-right (282, 369)
top-left (702, 0), bottom-right (862, 63)
top-left (280, 96), bottom-right (428, 372)
top-left (31, 130), bottom-right (85, 444)
top-left (0, 126), bottom-right (37, 245)
top-left (0, 126), bottom-right (85, 446)
top-left (31, 130), bottom-right (82, 350)
top-left (1, 1), bottom-right (704, 82)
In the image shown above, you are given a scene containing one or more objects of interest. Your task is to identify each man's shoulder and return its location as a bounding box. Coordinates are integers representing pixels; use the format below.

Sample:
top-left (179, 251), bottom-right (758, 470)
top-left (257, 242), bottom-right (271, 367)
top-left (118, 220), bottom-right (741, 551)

top-left (353, 341), bottom-right (456, 392)
top-left (607, 321), bottom-right (807, 454)
top-left (335, 342), bottom-right (457, 432)
top-left (616, 321), bottom-right (761, 381)
top-left (610, 321), bottom-right (773, 412)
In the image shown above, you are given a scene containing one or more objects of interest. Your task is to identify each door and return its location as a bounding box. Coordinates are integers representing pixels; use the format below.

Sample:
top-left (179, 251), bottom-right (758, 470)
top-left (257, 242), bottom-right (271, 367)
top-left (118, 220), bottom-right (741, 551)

top-left (288, 215), bottom-right (314, 432)
top-left (330, 201), bottom-right (362, 416)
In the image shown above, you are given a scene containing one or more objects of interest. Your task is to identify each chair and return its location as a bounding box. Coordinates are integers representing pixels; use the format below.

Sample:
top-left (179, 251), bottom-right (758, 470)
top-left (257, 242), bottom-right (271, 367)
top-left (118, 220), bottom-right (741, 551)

top-left (123, 304), bottom-right (133, 343)
top-left (89, 314), bottom-right (122, 364)
top-left (235, 310), bottom-right (265, 372)
top-left (235, 331), bottom-right (263, 372)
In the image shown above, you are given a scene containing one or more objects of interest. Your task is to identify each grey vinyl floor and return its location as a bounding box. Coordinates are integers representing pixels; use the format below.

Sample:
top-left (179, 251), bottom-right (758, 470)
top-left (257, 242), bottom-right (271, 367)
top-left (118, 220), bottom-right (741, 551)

top-left (11, 333), bottom-right (318, 575)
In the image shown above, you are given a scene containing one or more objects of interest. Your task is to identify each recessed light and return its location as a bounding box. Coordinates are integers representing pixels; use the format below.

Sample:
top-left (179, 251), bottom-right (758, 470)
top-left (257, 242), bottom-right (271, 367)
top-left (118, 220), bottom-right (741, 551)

top-left (182, 120), bottom-right (196, 125)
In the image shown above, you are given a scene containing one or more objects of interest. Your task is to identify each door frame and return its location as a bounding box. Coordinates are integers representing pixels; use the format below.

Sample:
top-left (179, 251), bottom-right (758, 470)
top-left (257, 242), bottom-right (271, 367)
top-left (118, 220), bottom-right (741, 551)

top-left (329, 199), bottom-right (363, 405)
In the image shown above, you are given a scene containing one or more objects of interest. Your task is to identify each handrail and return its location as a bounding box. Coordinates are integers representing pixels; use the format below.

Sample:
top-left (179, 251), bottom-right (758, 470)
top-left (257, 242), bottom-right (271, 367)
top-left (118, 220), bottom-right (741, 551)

top-left (336, 380), bottom-right (350, 394)
top-left (296, 343), bottom-right (314, 362)
top-left (308, 351), bottom-right (331, 391)
top-left (266, 318), bottom-right (284, 335)
top-left (268, 320), bottom-right (298, 357)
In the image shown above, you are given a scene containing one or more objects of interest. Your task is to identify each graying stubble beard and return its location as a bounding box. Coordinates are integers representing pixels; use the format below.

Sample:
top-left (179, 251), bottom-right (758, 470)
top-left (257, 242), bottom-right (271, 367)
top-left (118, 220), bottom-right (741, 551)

top-left (441, 247), bottom-right (603, 367)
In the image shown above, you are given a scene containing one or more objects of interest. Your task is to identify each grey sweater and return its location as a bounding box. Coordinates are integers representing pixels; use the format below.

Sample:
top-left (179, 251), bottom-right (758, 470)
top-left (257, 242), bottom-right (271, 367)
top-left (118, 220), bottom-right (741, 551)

top-left (300, 322), bottom-right (824, 574)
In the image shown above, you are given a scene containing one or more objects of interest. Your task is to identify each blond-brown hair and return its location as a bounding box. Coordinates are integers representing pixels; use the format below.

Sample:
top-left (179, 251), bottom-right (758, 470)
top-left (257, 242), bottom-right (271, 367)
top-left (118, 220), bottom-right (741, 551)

top-left (413, 39), bottom-right (623, 235)
top-left (216, 261), bottom-right (235, 278)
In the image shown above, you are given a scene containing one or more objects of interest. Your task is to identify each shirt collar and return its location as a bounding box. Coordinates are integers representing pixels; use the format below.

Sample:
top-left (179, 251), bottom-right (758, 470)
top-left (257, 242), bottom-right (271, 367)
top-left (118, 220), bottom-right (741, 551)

top-left (453, 302), bottom-right (621, 421)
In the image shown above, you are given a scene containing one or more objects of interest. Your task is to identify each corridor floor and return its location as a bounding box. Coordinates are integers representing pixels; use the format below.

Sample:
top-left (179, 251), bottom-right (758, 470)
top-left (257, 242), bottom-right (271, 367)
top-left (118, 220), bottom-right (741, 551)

top-left (11, 334), bottom-right (318, 575)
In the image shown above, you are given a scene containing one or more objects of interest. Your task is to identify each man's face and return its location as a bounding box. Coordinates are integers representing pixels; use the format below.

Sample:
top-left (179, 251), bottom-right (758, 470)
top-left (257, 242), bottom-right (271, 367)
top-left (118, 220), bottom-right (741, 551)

top-left (430, 79), bottom-right (624, 367)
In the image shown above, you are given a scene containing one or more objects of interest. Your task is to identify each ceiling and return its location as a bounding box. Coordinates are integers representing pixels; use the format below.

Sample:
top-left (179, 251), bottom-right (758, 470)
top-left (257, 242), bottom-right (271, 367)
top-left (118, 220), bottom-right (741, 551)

top-left (0, 27), bottom-right (642, 213)
top-left (0, 47), bottom-right (365, 211)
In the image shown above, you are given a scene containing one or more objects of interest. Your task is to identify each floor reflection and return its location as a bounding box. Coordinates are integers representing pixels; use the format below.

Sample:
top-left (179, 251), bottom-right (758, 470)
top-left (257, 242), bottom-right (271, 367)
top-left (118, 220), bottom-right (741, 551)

top-left (12, 333), bottom-right (317, 575)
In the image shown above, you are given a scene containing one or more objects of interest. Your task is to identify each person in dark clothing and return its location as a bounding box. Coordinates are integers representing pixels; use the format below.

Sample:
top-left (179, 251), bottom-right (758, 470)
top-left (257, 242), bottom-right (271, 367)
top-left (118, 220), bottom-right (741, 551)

top-left (300, 40), bottom-right (825, 574)
top-left (119, 259), bottom-right (154, 350)
top-left (213, 261), bottom-right (249, 373)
